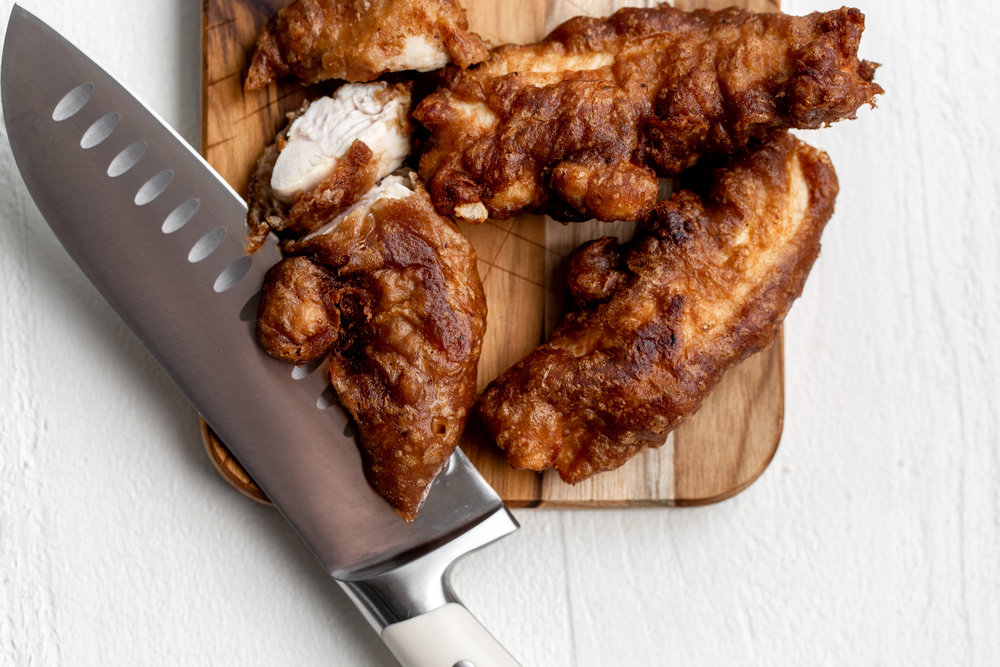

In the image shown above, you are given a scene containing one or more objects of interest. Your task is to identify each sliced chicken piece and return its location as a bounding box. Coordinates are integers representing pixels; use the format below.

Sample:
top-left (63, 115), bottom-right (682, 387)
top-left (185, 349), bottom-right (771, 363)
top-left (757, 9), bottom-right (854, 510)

top-left (245, 0), bottom-right (488, 90)
top-left (270, 83), bottom-right (412, 202)
top-left (414, 5), bottom-right (881, 224)
top-left (257, 172), bottom-right (487, 521)
top-left (477, 133), bottom-right (839, 482)
top-left (246, 81), bottom-right (412, 252)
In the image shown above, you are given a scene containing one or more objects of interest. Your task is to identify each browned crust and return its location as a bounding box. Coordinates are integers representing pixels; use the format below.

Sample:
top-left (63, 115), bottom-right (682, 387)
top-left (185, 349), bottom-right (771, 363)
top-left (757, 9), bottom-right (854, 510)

top-left (245, 0), bottom-right (488, 89)
top-left (259, 179), bottom-right (487, 520)
top-left (414, 5), bottom-right (879, 223)
top-left (476, 132), bottom-right (838, 482)
top-left (285, 139), bottom-right (379, 230)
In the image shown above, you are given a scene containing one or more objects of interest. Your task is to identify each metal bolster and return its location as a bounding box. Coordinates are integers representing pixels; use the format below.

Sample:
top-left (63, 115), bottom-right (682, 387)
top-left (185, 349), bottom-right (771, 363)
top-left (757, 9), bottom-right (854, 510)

top-left (336, 507), bottom-right (517, 630)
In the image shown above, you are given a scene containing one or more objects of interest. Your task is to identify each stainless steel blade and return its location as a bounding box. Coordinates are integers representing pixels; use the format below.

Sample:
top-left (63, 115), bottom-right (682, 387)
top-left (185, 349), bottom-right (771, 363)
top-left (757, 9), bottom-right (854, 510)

top-left (1, 4), bottom-right (516, 597)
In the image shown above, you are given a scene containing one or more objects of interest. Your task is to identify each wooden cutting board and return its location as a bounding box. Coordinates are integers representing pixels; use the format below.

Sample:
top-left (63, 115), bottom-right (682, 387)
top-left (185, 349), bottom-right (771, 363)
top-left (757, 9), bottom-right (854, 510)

top-left (200, 0), bottom-right (783, 508)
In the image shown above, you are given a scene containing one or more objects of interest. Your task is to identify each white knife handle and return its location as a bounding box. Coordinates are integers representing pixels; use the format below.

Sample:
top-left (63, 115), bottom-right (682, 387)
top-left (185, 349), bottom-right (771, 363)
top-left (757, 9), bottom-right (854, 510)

top-left (337, 509), bottom-right (521, 666)
top-left (382, 603), bottom-right (520, 667)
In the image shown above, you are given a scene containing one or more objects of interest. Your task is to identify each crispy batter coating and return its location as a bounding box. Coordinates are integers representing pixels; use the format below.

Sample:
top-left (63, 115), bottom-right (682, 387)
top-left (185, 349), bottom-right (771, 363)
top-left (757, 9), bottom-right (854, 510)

top-left (414, 5), bottom-right (879, 224)
top-left (256, 174), bottom-right (487, 520)
top-left (245, 0), bottom-right (488, 89)
top-left (256, 256), bottom-right (372, 364)
top-left (477, 133), bottom-right (838, 482)
top-left (256, 256), bottom-right (343, 363)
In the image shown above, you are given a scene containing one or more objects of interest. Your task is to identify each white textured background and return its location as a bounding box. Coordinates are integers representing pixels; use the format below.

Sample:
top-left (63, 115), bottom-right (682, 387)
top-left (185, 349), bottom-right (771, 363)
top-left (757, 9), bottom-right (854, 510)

top-left (2, 0), bottom-right (998, 665)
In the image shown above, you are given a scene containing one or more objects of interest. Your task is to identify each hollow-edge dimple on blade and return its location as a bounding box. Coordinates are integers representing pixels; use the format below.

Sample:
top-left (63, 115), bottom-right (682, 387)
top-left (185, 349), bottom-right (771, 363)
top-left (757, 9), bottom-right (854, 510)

top-left (1, 5), bottom-right (515, 578)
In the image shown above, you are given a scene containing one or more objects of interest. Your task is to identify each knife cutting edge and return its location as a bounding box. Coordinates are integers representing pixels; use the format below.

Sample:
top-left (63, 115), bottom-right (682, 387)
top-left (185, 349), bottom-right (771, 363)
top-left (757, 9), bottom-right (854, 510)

top-left (1, 6), bottom-right (519, 665)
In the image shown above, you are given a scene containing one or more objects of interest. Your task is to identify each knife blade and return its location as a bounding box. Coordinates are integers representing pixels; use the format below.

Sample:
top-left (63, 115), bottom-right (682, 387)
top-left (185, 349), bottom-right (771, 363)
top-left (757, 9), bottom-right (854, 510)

top-left (1, 6), bottom-right (519, 665)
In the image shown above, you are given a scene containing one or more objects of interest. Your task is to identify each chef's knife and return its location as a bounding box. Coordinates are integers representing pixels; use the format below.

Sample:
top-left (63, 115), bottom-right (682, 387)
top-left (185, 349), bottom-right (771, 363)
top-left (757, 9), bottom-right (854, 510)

top-left (1, 6), bottom-right (519, 666)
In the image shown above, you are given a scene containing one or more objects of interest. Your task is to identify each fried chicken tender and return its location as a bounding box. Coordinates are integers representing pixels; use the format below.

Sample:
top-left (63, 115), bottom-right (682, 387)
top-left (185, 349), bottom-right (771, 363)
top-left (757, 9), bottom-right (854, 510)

top-left (256, 173), bottom-right (487, 520)
top-left (245, 0), bottom-right (488, 89)
top-left (246, 82), bottom-right (412, 253)
top-left (477, 133), bottom-right (838, 483)
top-left (414, 5), bottom-right (879, 224)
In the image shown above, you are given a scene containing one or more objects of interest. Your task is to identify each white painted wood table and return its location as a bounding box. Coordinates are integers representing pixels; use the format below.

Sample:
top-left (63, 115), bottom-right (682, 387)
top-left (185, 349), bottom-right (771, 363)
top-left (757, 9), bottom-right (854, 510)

top-left (1, 0), bottom-right (997, 664)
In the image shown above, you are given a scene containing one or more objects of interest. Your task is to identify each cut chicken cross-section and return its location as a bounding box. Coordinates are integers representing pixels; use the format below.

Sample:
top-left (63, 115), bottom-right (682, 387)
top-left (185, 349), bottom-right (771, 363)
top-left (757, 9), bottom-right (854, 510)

top-left (245, 81), bottom-right (412, 252)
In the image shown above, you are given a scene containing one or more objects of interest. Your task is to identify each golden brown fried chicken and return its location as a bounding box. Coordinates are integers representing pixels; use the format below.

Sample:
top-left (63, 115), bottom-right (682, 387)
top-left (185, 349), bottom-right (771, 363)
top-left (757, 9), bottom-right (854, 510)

top-left (256, 173), bottom-right (487, 520)
top-left (245, 0), bottom-right (488, 89)
top-left (256, 256), bottom-right (344, 363)
top-left (414, 5), bottom-right (879, 224)
top-left (477, 133), bottom-right (838, 482)
top-left (246, 81), bottom-right (412, 252)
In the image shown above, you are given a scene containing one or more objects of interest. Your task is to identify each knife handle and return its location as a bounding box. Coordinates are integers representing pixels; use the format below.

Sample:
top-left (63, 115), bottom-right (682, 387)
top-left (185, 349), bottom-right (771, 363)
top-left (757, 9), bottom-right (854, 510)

top-left (337, 508), bottom-right (521, 666)
top-left (382, 603), bottom-right (520, 667)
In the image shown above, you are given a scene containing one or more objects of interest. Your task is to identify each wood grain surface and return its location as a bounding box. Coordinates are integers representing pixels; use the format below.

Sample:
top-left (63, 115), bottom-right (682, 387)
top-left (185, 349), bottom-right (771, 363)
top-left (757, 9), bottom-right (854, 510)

top-left (201, 0), bottom-right (783, 508)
